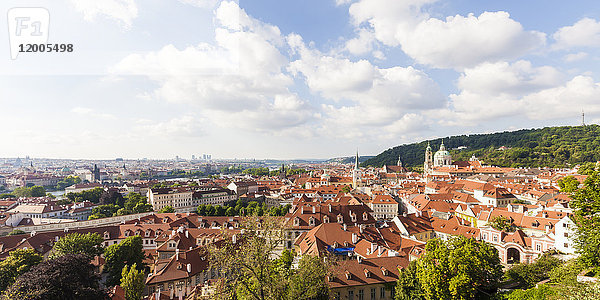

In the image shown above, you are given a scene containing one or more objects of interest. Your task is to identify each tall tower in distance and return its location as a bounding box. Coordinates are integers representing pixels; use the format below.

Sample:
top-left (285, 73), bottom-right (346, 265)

top-left (582, 109), bottom-right (586, 126)
top-left (424, 142), bottom-right (433, 174)
top-left (353, 149), bottom-right (360, 189)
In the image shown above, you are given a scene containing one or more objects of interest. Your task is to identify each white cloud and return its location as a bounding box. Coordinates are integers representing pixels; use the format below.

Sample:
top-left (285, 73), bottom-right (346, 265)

top-left (553, 18), bottom-right (600, 49)
top-left (523, 76), bottom-right (600, 120)
top-left (335, 0), bottom-right (354, 6)
top-left (113, 1), bottom-right (314, 132)
top-left (71, 107), bottom-right (116, 119)
top-left (349, 0), bottom-right (545, 69)
top-left (344, 28), bottom-right (377, 56)
top-left (448, 60), bottom-right (563, 122)
top-left (70, 0), bottom-right (138, 28)
top-left (563, 52), bottom-right (589, 62)
top-left (289, 34), bottom-right (443, 112)
top-left (134, 115), bottom-right (205, 137)
top-left (178, 0), bottom-right (221, 9)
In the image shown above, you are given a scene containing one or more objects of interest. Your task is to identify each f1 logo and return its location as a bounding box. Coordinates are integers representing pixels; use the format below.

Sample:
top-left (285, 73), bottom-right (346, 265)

top-left (7, 7), bottom-right (50, 59)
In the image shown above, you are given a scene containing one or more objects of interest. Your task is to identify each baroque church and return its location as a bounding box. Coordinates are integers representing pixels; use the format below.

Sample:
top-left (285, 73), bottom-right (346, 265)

top-left (424, 141), bottom-right (452, 174)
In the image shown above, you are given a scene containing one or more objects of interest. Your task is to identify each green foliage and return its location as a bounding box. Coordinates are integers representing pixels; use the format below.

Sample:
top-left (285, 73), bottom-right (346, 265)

top-left (104, 236), bottom-right (145, 287)
top-left (0, 249), bottom-right (43, 293)
top-left (7, 230), bottom-right (25, 236)
top-left (49, 232), bottom-right (104, 259)
top-left (489, 216), bottom-right (516, 232)
top-left (578, 162), bottom-right (598, 175)
top-left (157, 206), bottom-right (175, 213)
top-left (416, 237), bottom-right (503, 300)
top-left (341, 186), bottom-right (351, 193)
top-left (120, 263), bottom-right (145, 300)
top-left (55, 176), bottom-right (81, 191)
top-left (363, 125), bottom-right (600, 168)
top-left (570, 171), bottom-right (600, 273)
top-left (242, 167), bottom-right (271, 176)
top-left (396, 261), bottom-right (425, 300)
top-left (209, 217), bottom-right (329, 300)
top-left (88, 204), bottom-right (119, 220)
top-left (66, 187), bottom-right (103, 203)
top-left (505, 253), bottom-right (562, 288)
top-left (12, 186), bottom-right (46, 198)
top-left (558, 176), bottom-right (580, 193)
top-left (196, 202), bottom-right (291, 217)
top-left (1, 253), bottom-right (107, 300)
top-left (0, 194), bottom-right (15, 199)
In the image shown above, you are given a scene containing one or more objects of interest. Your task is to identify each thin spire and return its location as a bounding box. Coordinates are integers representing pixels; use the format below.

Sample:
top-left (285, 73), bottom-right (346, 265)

top-left (582, 109), bottom-right (586, 126)
top-left (355, 149), bottom-right (359, 170)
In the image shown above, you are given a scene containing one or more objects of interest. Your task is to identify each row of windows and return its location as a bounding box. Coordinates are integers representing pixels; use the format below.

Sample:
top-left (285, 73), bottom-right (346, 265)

top-left (334, 287), bottom-right (390, 300)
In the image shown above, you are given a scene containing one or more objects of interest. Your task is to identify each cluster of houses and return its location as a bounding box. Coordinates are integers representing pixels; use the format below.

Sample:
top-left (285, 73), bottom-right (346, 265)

top-left (0, 145), bottom-right (587, 299)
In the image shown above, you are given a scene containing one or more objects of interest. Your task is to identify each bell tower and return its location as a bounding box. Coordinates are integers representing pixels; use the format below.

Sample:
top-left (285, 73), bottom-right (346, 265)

top-left (424, 142), bottom-right (433, 174)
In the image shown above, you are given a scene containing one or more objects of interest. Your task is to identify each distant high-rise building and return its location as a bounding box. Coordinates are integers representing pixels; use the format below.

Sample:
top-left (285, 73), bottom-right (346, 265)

top-left (92, 164), bottom-right (100, 182)
top-left (192, 155), bottom-right (196, 160)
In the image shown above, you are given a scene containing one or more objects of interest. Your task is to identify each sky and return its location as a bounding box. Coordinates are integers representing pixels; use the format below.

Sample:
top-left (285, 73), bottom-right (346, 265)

top-left (1, 0), bottom-right (600, 160)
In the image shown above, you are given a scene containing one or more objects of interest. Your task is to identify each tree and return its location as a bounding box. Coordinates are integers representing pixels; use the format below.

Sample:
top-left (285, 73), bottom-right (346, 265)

top-left (558, 176), bottom-right (580, 193)
top-left (2, 254), bottom-right (107, 300)
top-left (120, 263), bottom-right (145, 300)
top-left (157, 206), bottom-right (174, 213)
top-left (570, 171), bottom-right (600, 273)
top-left (488, 216), bottom-right (516, 232)
top-left (88, 204), bottom-right (119, 219)
top-left (209, 217), bottom-right (329, 300)
top-left (0, 249), bottom-right (42, 293)
top-left (49, 232), bottom-right (104, 259)
top-left (99, 190), bottom-right (125, 207)
top-left (416, 237), bottom-right (503, 300)
top-left (396, 261), bottom-right (425, 300)
top-left (104, 236), bottom-right (145, 287)
top-left (12, 186), bottom-right (46, 198)
top-left (505, 253), bottom-right (562, 288)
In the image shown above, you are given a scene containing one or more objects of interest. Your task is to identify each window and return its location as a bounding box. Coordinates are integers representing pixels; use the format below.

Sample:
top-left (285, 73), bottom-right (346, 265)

top-left (564, 232), bottom-right (569, 237)
top-left (370, 288), bottom-right (376, 299)
top-left (380, 287), bottom-right (385, 298)
top-left (493, 235), bottom-right (498, 242)
top-left (358, 289), bottom-right (364, 300)
top-left (564, 243), bottom-right (569, 248)
top-left (536, 244), bottom-right (541, 251)
top-left (348, 290), bottom-right (354, 300)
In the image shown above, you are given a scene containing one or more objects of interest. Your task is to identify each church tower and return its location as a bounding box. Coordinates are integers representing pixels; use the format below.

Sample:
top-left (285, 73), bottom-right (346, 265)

top-left (397, 155), bottom-right (403, 167)
top-left (353, 150), bottom-right (360, 189)
top-left (424, 142), bottom-right (433, 174)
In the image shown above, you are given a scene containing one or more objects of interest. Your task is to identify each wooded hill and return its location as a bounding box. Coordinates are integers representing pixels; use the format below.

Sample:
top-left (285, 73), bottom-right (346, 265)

top-left (362, 125), bottom-right (600, 169)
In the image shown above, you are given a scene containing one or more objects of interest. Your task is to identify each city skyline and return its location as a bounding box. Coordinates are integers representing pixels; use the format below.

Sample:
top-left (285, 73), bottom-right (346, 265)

top-left (2, 0), bottom-right (600, 159)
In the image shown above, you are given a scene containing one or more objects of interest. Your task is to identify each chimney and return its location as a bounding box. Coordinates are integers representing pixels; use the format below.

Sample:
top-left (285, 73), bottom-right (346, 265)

top-left (343, 224), bottom-right (347, 231)
top-left (371, 243), bottom-right (377, 253)
top-left (301, 206), bottom-right (304, 214)
top-left (328, 204), bottom-right (332, 212)
top-left (312, 206), bottom-right (316, 214)
top-left (232, 234), bottom-right (237, 244)
top-left (175, 249), bottom-right (180, 260)
top-left (357, 256), bottom-right (362, 264)
top-left (352, 233), bottom-right (358, 244)
top-left (185, 230), bottom-right (189, 238)
top-left (359, 224), bottom-right (364, 234)
top-left (187, 263), bottom-right (191, 273)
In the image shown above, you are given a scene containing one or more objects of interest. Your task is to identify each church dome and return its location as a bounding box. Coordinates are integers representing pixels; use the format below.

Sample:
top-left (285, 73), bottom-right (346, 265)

top-left (433, 142), bottom-right (452, 166)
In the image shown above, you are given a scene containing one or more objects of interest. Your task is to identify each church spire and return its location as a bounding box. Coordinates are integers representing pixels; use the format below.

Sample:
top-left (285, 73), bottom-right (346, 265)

top-left (397, 155), bottom-right (402, 167)
top-left (355, 149), bottom-right (359, 170)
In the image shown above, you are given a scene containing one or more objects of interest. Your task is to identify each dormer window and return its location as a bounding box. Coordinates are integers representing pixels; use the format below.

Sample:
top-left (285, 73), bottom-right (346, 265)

top-left (163, 217), bottom-right (169, 223)
top-left (323, 216), bottom-right (330, 223)
top-left (293, 217), bottom-right (300, 227)
top-left (168, 241), bottom-right (176, 249)
top-left (337, 214), bottom-right (343, 223)
top-left (364, 269), bottom-right (371, 278)
top-left (103, 232), bottom-right (110, 240)
top-left (145, 230), bottom-right (151, 237)
top-left (124, 230), bottom-right (131, 237)
top-left (381, 267), bottom-right (388, 276)
top-left (350, 213), bottom-right (357, 223)
top-left (309, 217), bottom-right (316, 227)
top-left (362, 212), bottom-right (368, 221)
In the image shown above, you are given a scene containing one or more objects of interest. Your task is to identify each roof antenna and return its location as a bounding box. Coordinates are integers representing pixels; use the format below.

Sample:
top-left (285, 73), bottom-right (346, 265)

top-left (582, 109), bottom-right (586, 126)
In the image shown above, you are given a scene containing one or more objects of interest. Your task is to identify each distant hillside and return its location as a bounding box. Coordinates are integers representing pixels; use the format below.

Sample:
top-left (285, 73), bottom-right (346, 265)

top-left (328, 156), bottom-right (374, 164)
top-left (362, 125), bottom-right (600, 169)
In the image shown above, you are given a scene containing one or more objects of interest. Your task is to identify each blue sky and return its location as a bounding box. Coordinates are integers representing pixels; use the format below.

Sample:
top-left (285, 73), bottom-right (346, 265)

top-left (1, 0), bottom-right (600, 159)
